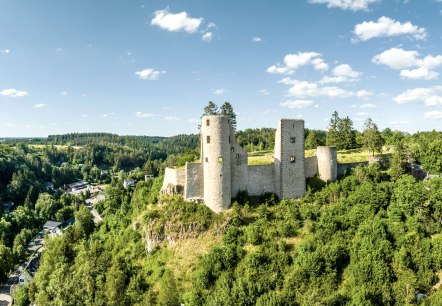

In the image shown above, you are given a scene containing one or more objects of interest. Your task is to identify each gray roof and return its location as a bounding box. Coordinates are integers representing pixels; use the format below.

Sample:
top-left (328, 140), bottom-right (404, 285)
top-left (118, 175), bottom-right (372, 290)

top-left (43, 220), bottom-right (62, 230)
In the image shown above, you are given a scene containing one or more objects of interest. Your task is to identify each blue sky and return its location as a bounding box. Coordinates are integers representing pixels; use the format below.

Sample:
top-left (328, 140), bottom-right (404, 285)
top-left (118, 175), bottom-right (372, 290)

top-left (1, 0), bottom-right (442, 137)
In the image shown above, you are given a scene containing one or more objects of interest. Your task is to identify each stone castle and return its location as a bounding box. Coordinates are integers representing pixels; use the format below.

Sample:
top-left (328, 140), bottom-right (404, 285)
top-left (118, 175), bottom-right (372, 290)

top-left (161, 115), bottom-right (339, 212)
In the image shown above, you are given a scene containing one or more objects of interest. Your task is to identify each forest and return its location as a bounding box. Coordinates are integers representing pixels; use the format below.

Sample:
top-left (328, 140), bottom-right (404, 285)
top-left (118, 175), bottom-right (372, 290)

top-left (1, 108), bottom-right (442, 305)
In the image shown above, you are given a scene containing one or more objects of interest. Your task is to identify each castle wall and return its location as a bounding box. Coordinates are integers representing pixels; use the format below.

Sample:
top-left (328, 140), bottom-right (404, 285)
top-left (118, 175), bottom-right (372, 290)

top-left (161, 167), bottom-right (186, 194)
top-left (160, 116), bottom-right (343, 213)
top-left (305, 156), bottom-right (318, 178)
top-left (274, 119), bottom-right (305, 199)
top-left (247, 164), bottom-right (275, 196)
top-left (274, 121), bottom-right (282, 198)
top-left (316, 146), bottom-right (338, 182)
top-left (230, 123), bottom-right (249, 198)
top-left (184, 162), bottom-right (204, 199)
top-left (201, 116), bottom-right (232, 212)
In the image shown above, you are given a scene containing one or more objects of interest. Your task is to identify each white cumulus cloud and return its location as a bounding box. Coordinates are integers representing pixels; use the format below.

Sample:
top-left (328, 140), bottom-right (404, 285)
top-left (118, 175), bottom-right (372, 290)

top-left (372, 48), bottom-right (419, 69)
top-left (394, 87), bottom-right (442, 106)
top-left (356, 90), bottom-right (373, 99)
top-left (353, 16), bottom-right (426, 41)
top-left (252, 37), bottom-right (262, 42)
top-left (135, 68), bottom-right (166, 80)
top-left (213, 88), bottom-right (224, 95)
top-left (280, 100), bottom-right (314, 109)
top-left (202, 32), bottom-right (213, 42)
top-left (373, 48), bottom-right (442, 80)
top-left (258, 89), bottom-right (270, 95)
top-left (267, 52), bottom-right (328, 75)
top-left (424, 111), bottom-right (442, 119)
top-left (1, 49), bottom-right (10, 54)
top-left (151, 9), bottom-right (203, 33)
top-left (319, 63), bottom-right (361, 84)
top-left (309, 0), bottom-right (378, 11)
top-left (400, 67), bottom-right (439, 80)
top-left (359, 103), bottom-right (377, 109)
top-left (281, 78), bottom-right (372, 100)
top-left (34, 103), bottom-right (46, 108)
top-left (165, 116), bottom-right (179, 121)
top-left (285, 79), bottom-right (361, 99)
top-left (135, 112), bottom-right (155, 118)
top-left (0, 88), bottom-right (29, 97)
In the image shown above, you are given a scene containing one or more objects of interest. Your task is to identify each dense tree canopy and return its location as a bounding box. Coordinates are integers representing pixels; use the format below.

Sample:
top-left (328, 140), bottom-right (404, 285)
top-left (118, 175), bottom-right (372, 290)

top-left (3, 110), bottom-right (442, 305)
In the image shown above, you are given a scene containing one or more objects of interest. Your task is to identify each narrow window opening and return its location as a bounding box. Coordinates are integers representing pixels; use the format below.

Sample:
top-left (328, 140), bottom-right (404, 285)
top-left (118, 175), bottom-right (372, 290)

top-left (231, 147), bottom-right (234, 152)
top-left (206, 119), bottom-right (210, 126)
top-left (292, 124), bottom-right (295, 128)
top-left (207, 136), bottom-right (210, 144)
top-left (205, 157), bottom-right (208, 163)
top-left (290, 137), bottom-right (296, 143)
top-left (229, 135), bottom-right (231, 143)
top-left (290, 156), bottom-right (296, 163)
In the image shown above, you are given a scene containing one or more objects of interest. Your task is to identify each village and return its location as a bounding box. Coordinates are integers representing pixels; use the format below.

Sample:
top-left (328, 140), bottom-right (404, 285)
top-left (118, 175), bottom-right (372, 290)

top-left (0, 179), bottom-right (108, 305)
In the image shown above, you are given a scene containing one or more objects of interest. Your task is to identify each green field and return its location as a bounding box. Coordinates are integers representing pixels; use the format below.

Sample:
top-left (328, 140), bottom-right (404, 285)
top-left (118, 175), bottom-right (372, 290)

top-left (247, 147), bottom-right (392, 165)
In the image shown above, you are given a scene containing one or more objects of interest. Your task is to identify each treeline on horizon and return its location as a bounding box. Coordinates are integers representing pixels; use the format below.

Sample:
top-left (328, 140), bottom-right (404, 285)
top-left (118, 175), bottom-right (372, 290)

top-left (2, 108), bottom-right (442, 174)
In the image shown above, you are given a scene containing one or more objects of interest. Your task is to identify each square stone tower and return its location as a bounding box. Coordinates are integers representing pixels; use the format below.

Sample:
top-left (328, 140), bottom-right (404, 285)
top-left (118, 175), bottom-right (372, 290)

top-left (274, 119), bottom-right (305, 199)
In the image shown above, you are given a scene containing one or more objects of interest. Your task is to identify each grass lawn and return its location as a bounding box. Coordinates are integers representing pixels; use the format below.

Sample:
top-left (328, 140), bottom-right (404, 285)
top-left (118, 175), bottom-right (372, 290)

top-left (248, 154), bottom-right (274, 165)
top-left (337, 148), bottom-right (392, 163)
top-left (247, 147), bottom-right (392, 165)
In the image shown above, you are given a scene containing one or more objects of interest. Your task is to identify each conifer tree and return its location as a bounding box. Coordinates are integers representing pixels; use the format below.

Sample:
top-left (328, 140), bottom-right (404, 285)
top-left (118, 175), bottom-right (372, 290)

top-left (203, 101), bottom-right (219, 116)
top-left (305, 130), bottom-right (320, 149)
top-left (362, 117), bottom-right (384, 156)
top-left (220, 101), bottom-right (237, 131)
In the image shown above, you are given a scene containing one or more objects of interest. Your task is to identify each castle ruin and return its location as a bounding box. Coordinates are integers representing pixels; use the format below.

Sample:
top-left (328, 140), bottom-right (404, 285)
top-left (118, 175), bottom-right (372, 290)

top-left (161, 116), bottom-right (338, 212)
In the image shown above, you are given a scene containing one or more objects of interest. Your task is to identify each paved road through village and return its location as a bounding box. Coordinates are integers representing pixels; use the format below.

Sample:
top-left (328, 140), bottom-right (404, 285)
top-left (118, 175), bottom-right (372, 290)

top-left (0, 236), bottom-right (44, 306)
top-left (0, 193), bottom-right (103, 305)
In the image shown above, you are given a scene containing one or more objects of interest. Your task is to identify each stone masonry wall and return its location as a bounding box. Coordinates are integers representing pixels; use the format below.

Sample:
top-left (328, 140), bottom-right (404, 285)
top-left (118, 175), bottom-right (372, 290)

top-left (230, 123), bottom-right (249, 199)
top-left (274, 120), bottom-right (282, 198)
top-left (276, 119), bottom-right (305, 199)
top-left (184, 162), bottom-right (203, 199)
top-left (305, 156), bottom-right (318, 178)
top-left (201, 116), bottom-right (232, 212)
top-left (316, 146), bottom-right (337, 182)
top-left (161, 167), bottom-right (186, 194)
top-left (247, 164), bottom-right (275, 196)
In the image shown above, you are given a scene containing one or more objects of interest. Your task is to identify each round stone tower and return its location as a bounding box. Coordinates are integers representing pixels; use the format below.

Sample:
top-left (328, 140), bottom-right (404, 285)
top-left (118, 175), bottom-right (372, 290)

top-left (316, 146), bottom-right (338, 182)
top-left (201, 115), bottom-right (232, 212)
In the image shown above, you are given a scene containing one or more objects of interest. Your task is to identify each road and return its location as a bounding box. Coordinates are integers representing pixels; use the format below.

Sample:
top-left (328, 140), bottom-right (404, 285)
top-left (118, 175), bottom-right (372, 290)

top-left (0, 237), bottom-right (44, 306)
top-left (85, 194), bottom-right (104, 224)
top-left (0, 194), bottom-right (104, 305)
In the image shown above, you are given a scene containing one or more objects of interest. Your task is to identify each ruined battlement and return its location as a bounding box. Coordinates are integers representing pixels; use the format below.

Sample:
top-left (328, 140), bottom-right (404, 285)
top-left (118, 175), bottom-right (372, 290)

top-left (161, 116), bottom-right (338, 212)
